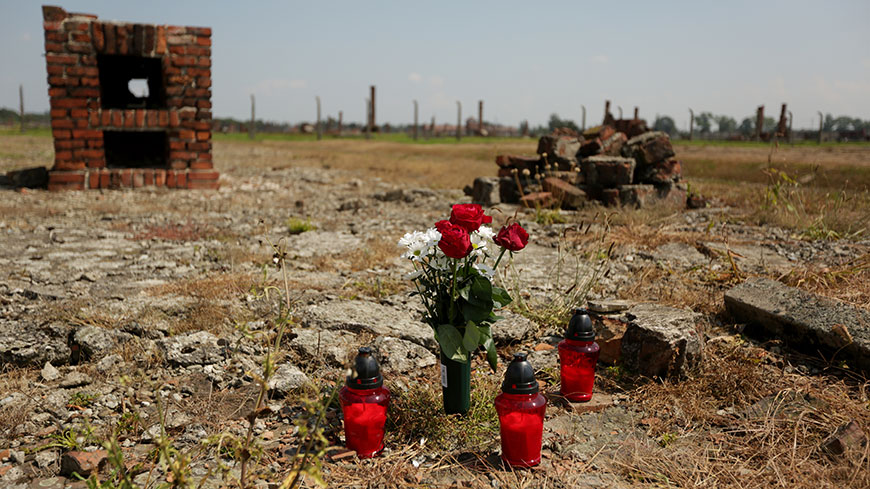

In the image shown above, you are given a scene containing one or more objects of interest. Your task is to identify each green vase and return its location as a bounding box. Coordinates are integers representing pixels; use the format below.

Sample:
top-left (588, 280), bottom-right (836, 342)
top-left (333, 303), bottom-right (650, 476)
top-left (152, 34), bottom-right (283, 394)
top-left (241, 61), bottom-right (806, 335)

top-left (440, 351), bottom-right (471, 415)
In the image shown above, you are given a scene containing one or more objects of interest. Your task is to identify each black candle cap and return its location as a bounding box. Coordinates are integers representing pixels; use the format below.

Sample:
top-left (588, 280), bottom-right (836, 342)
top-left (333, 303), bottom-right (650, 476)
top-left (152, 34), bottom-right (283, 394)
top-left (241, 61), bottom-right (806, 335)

top-left (346, 346), bottom-right (383, 390)
top-left (565, 308), bottom-right (595, 341)
top-left (501, 352), bottom-right (539, 395)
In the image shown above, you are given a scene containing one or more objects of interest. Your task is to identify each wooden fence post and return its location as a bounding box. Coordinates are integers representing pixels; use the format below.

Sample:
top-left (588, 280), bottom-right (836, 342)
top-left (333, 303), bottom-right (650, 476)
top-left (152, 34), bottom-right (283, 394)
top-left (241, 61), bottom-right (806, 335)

top-left (249, 94), bottom-right (255, 140)
top-left (413, 100), bottom-right (418, 141)
top-left (316, 96), bottom-right (322, 141)
top-left (456, 101), bottom-right (461, 141)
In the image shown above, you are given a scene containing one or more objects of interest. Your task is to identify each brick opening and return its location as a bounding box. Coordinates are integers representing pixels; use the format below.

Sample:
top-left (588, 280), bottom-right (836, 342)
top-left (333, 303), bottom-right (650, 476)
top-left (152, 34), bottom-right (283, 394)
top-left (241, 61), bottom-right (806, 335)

top-left (97, 54), bottom-right (165, 109)
top-left (104, 131), bottom-right (168, 168)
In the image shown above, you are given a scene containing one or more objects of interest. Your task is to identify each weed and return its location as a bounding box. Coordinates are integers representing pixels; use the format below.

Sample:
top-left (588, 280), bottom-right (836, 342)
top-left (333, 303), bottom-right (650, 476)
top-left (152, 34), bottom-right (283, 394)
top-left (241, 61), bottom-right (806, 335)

top-left (508, 217), bottom-right (613, 330)
top-left (658, 432), bottom-right (678, 447)
top-left (68, 391), bottom-right (98, 408)
top-left (287, 217), bottom-right (316, 234)
top-left (534, 206), bottom-right (568, 226)
top-left (41, 425), bottom-right (98, 452)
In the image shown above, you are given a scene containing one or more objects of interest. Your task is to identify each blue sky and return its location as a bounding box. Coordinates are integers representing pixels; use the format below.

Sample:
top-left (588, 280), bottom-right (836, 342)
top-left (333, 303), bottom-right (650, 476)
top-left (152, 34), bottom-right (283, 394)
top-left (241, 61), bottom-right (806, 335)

top-left (2, 0), bottom-right (869, 129)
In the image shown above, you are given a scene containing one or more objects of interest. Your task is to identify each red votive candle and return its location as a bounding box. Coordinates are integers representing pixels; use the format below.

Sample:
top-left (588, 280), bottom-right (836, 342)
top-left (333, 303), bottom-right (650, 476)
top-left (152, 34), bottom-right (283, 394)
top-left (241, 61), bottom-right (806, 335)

top-left (495, 352), bottom-right (547, 468)
top-left (340, 389), bottom-right (389, 458)
top-left (558, 309), bottom-right (599, 402)
top-left (339, 347), bottom-right (390, 458)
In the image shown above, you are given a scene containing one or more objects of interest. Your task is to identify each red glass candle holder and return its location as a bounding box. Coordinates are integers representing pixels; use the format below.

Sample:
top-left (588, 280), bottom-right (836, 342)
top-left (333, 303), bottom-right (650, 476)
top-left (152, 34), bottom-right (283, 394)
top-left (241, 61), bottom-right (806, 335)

top-left (495, 391), bottom-right (547, 467)
top-left (339, 385), bottom-right (390, 458)
top-left (496, 352), bottom-right (547, 468)
top-left (559, 309), bottom-right (599, 402)
top-left (339, 346), bottom-right (390, 458)
top-left (558, 339), bottom-right (599, 402)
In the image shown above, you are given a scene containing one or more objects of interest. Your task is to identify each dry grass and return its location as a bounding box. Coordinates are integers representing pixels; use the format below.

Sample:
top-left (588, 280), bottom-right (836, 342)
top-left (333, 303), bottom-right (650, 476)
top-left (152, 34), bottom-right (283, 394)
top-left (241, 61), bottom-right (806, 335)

top-left (621, 340), bottom-right (870, 488)
top-left (0, 367), bottom-right (39, 437)
top-left (146, 272), bottom-right (256, 301)
top-left (783, 253), bottom-right (870, 308)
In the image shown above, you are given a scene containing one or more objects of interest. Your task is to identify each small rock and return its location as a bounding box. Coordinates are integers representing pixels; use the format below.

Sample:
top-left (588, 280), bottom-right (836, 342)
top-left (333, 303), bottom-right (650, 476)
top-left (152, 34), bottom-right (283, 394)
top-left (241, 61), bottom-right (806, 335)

top-left (96, 354), bottom-right (124, 375)
top-left (33, 450), bottom-right (56, 469)
top-left (821, 420), bottom-right (866, 457)
top-left (268, 364), bottom-right (310, 396)
top-left (29, 476), bottom-right (68, 489)
top-left (157, 331), bottom-right (224, 367)
top-left (59, 371), bottom-right (92, 389)
top-left (60, 450), bottom-right (107, 478)
top-left (41, 362), bottom-right (60, 382)
top-left (73, 326), bottom-right (132, 360)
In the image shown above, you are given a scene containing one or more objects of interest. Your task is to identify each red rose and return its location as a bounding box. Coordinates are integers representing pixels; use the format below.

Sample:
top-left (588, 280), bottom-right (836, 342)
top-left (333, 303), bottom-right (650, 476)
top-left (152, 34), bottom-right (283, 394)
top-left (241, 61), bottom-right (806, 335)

top-left (435, 220), bottom-right (472, 259)
top-left (494, 223), bottom-right (529, 252)
top-left (449, 204), bottom-right (492, 233)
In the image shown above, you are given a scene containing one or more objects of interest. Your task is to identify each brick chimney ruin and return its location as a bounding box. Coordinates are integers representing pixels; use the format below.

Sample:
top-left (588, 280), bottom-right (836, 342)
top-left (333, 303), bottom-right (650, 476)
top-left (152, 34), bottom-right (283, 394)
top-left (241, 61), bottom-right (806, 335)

top-left (41, 5), bottom-right (218, 190)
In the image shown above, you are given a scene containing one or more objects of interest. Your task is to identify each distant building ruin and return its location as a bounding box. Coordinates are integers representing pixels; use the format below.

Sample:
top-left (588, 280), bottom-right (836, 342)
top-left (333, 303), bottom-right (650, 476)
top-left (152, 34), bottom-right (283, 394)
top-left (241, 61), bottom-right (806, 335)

top-left (41, 5), bottom-right (218, 190)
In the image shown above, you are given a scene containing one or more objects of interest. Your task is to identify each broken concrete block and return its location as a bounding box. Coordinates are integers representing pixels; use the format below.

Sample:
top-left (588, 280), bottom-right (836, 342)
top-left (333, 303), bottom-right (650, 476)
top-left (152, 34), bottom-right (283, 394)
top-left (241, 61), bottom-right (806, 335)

top-left (618, 184), bottom-right (656, 208)
top-left (582, 156), bottom-right (635, 188)
top-left (495, 154), bottom-right (543, 173)
top-left (821, 420), bottom-right (867, 457)
top-left (588, 299), bottom-right (633, 314)
top-left (637, 159), bottom-right (682, 184)
top-left (549, 170), bottom-right (582, 186)
top-left (620, 303), bottom-right (702, 379)
top-left (469, 177), bottom-right (500, 206)
top-left (537, 135), bottom-right (582, 170)
top-left (654, 181), bottom-right (688, 208)
top-left (542, 177), bottom-right (587, 209)
top-left (498, 176), bottom-right (539, 204)
top-left (623, 131), bottom-right (675, 166)
top-left (590, 313), bottom-right (627, 365)
top-left (613, 119), bottom-right (649, 138)
top-left (601, 132), bottom-right (628, 156)
top-left (582, 125), bottom-right (615, 141)
top-left (578, 138), bottom-right (602, 158)
top-left (725, 277), bottom-right (870, 371)
top-left (520, 191), bottom-right (555, 208)
top-left (600, 188), bottom-right (620, 207)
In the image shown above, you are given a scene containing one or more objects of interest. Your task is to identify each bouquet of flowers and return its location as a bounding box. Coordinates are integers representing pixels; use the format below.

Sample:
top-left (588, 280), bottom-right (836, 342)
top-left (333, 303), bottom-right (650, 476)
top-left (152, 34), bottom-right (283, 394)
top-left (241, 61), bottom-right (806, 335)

top-left (399, 204), bottom-right (529, 371)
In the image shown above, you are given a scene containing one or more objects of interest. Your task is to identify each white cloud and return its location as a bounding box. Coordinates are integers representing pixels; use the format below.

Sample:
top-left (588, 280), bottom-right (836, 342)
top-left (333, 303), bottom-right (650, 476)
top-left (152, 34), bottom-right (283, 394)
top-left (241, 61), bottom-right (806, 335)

top-left (289, 79), bottom-right (307, 89)
top-left (591, 55), bottom-right (608, 64)
top-left (408, 72), bottom-right (422, 83)
top-left (20, 32), bottom-right (31, 42)
top-left (430, 75), bottom-right (445, 87)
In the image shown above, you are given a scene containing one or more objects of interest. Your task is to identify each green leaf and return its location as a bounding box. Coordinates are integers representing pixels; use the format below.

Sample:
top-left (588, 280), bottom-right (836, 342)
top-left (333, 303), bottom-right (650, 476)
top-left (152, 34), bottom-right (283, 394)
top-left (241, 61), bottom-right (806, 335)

top-left (461, 302), bottom-right (490, 323)
top-left (436, 324), bottom-right (467, 363)
top-left (491, 286), bottom-right (512, 308)
top-left (462, 321), bottom-right (480, 352)
top-left (461, 276), bottom-right (493, 323)
top-left (479, 325), bottom-right (498, 371)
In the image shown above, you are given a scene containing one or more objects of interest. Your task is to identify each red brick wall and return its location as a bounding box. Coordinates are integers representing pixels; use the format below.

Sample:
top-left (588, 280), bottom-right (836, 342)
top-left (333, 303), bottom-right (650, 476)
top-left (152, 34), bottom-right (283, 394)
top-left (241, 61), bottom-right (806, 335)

top-left (42, 5), bottom-right (218, 190)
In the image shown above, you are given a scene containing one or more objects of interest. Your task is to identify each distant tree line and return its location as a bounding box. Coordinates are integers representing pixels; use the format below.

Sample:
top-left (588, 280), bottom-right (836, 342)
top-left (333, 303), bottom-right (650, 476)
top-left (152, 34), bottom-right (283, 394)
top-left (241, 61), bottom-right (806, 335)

top-left (0, 108), bottom-right (50, 125)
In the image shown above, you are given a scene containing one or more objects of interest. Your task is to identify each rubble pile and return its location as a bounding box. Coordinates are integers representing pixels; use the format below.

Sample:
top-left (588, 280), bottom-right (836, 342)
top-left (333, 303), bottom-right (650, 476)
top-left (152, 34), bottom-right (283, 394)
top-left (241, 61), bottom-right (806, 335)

top-left (467, 120), bottom-right (688, 209)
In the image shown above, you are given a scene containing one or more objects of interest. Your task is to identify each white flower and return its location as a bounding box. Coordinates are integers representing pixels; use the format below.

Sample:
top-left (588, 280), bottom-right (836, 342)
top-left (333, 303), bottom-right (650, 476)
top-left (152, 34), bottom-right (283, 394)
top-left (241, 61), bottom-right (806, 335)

top-left (403, 269), bottom-right (424, 280)
top-left (476, 226), bottom-right (495, 241)
top-left (429, 254), bottom-right (451, 271)
top-left (399, 228), bottom-right (441, 262)
top-left (473, 263), bottom-right (495, 280)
